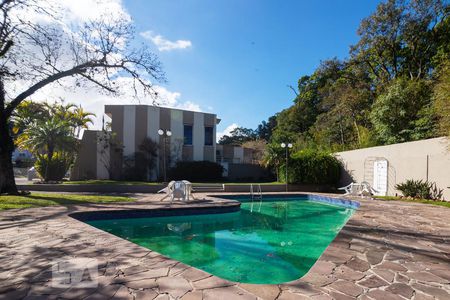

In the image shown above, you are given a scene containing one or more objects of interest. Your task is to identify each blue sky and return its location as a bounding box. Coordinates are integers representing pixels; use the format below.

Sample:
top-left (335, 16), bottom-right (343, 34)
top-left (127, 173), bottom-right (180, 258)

top-left (124, 0), bottom-right (381, 137)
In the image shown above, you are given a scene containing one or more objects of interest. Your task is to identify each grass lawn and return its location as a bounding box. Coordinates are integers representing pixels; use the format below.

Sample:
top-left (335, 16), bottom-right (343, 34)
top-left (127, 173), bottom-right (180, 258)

top-left (63, 180), bottom-right (161, 185)
top-left (374, 196), bottom-right (450, 208)
top-left (63, 180), bottom-right (283, 185)
top-left (0, 193), bottom-right (134, 210)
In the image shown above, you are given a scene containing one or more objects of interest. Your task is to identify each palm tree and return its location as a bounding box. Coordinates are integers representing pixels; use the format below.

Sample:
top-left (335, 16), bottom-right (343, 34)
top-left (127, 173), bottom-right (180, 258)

top-left (11, 101), bottom-right (49, 136)
top-left (18, 118), bottom-right (77, 160)
top-left (262, 144), bottom-right (283, 182)
top-left (14, 101), bottom-right (95, 181)
top-left (18, 119), bottom-right (78, 181)
top-left (71, 105), bottom-right (96, 138)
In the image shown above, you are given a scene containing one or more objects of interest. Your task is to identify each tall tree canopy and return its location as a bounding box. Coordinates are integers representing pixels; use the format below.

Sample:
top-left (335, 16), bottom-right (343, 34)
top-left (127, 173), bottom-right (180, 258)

top-left (0, 0), bottom-right (164, 194)
top-left (262, 0), bottom-right (449, 157)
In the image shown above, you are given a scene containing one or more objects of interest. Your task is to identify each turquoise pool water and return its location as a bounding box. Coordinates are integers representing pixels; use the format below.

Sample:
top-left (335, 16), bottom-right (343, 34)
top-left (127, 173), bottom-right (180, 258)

top-left (87, 196), bottom-right (355, 284)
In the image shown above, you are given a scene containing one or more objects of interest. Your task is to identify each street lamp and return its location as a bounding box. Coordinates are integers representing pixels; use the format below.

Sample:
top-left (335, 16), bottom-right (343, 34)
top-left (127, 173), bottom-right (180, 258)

top-left (158, 129), bottom-right (172, 182)
top-left (281, 142), bottom-right (293, 192)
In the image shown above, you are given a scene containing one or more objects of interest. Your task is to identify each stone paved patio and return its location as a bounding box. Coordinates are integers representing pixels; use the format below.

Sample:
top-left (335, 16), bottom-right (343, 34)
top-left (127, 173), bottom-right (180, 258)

top-left (0, 193), bottom-right (449, 299)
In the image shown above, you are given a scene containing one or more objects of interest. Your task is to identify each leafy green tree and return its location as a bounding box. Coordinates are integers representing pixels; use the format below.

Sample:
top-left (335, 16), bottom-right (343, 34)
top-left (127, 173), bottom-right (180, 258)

top-left (0, 0), bottom-right (164, 194)
top-left (122, 137), bottom-right (158, 181)
top-left (11, 100), bottom-right (48, 136)
top-left (308, 62), bottom-right (375, 150)
top-left (261, 142), bottom-right (285, 182)
top-left (14, 101), bottom-right (95, 181)
top-left (71, 105), bottom-right (95, 138)
top-left (434, 59), bottom-right (450, 136)
top-left (18, 118), bottom-right (77, 181)
top-left (370, 78), bottom-right (437, 144)
top-left (432, 12), bottom-right (450, 66)
top-left (18, 119), bottom-right (76, 161)
top-left (265, 0), bottom-right (448, 154)
top-left (256, 115), bottom-right (277, 141)
top-left (351, 0), bottom-right (448, 86)
top-left (218, 127), bottom-right (256, 145)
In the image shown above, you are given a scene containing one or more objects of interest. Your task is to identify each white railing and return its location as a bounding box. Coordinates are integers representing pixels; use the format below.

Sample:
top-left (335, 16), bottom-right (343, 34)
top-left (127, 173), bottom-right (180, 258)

top-left (250, 184), bottom-right (263, 212)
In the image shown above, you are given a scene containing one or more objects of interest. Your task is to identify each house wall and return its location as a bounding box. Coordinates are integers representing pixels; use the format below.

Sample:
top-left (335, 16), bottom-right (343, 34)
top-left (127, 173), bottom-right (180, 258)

top-left (96, 131), bottom-right (110, 179)
top-left (335, 137), bottom-right (450, 200)
top-left (70, 130), bottom-right (103, 180)
top-left (217, 145), bottom-right (255, 164)
top-left (193, 112), bottom-right (204, 161)
top-left (123, 106), bottom-right (136, 156)
top-left (170, 109), bottom-right (184, 164)
top-left (103, 104), bottom-right (218, 180)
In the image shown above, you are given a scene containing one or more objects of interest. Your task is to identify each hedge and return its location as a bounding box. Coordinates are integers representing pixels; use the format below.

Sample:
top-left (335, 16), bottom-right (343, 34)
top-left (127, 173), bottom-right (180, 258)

top-left (279, 149), bottom-right (341, 185)
top-left (35, 153), bottom-right (73, 182)
top-left (168, 161), bottom-right (224, 182)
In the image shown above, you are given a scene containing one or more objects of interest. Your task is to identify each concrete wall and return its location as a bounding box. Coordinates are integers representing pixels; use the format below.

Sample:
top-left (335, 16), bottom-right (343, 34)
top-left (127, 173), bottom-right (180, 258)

top-left (227, 163), bottom-right (273, 181)
top-left (71, 130), bottom-right (104, 180)
top-left (335, 137), bottom-right (450, 200)
top-left (217, 145), bottom-right (256, 164)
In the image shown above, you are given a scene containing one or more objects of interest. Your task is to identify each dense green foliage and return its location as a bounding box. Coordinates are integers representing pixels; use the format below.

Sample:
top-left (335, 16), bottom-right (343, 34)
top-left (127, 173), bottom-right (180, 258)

top-left (168, 161), bottom-right (224, 182)
top-left (35, 153), bottom-right (73, 182)
top-left (396, 179), bottom-right (444, 200)
top-left (370, 78), bottom-right (436, 144)
top-left (218, 127), bottom-right (258, 145)
top-left (434, 60), bottom-right (450, 136)
top-left (279, 150), bottom-right (341, 185)
top-left (233, 0), bottom-right (449, 160)
top-left (15, 101), bottom-right (94, 181)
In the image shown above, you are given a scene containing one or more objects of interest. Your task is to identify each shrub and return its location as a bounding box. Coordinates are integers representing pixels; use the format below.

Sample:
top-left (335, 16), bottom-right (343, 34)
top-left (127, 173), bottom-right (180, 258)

top-left (168, 161), bottom-right (223, 182)
top-left (279, 149), bottom-right (341, 185)
top-left (396, 179), bottom-right (443, 200)
top-left (121, 138), bottom-right (158, 181)
top-left (35, 153), bottom-right (73, 182)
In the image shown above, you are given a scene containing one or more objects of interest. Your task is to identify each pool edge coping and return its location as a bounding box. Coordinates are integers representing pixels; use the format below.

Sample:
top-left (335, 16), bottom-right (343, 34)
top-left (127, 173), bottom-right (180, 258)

top-left (67, 192), bottom-right (360, 286)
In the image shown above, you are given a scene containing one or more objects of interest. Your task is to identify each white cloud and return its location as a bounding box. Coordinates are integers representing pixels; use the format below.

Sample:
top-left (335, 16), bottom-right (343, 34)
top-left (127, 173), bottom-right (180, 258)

top-left (140, 31), bottom-right (192, 52)
top-left (7, 0), bottom-right (202, 130)
top-left (59, 0), bottom-right (128, 22)
top-left (217, 123), bottom-right (239, 142)
top-left (153, 86), bottom-right (202, 112)
top-left (24, 76), bottom-right (203, 130)
top-left (16, 0), bottom-right (130, 25)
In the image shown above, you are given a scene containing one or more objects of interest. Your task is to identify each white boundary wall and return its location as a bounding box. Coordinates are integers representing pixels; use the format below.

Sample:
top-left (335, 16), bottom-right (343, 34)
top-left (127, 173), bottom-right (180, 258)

top-left (335, 137), bottom-right (450, 200)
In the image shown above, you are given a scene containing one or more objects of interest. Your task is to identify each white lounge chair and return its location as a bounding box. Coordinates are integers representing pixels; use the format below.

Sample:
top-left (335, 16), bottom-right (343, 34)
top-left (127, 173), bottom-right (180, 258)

top-left (360, 181), bottom-right (379, 196)
top-left (158, 180), bottom-right (192, 203)
top-left (338, 182), bottom-right (358, 195)
top-left (338, 182), bottom-right (378, 197)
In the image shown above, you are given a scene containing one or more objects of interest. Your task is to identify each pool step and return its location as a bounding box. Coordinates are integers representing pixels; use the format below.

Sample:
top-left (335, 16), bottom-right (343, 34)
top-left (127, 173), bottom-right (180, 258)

top-left (191, 184), bottom-right (225, 192)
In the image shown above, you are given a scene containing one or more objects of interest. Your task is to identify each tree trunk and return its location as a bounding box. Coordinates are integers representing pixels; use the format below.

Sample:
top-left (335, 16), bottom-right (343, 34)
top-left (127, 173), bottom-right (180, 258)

top-left (353, 120), bottom-right (361, 146)
top-left (0, 110), bottom-right (18, 194)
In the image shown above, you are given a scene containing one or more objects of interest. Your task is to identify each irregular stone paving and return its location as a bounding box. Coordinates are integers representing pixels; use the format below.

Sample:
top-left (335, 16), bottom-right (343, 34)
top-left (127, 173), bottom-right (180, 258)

top-left (0, 193), bottom-right (449, 299)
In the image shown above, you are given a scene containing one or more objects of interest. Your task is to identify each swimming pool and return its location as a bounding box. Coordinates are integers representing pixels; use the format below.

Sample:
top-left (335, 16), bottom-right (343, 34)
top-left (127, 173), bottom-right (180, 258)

top-left (85, 194), bottom-right (357, 284)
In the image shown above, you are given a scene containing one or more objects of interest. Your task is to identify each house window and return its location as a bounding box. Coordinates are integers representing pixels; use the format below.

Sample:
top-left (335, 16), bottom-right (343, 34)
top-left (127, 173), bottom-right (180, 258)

top-left (184, 125), bottom-right (193, 145)
top-left (205, 126), bottom-right (213, 146)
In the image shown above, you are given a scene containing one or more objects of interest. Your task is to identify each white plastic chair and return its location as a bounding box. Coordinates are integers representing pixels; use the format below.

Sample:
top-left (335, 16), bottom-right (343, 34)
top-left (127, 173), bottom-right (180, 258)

top-left (360, 181), bottom-right (379, 196)
top-left (338, 182), bottom-right (358, 195)
top-left (158, 180), bottom-right (193, 203)
top-left (338, 181), bottom-right (378, 197)
top-left (170, 181), bottom-right (187, 202)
